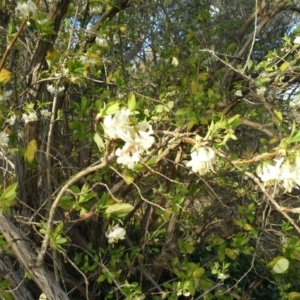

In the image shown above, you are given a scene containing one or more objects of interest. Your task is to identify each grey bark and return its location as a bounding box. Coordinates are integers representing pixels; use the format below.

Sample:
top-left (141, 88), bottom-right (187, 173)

top-left (0, 254), bottom-right (34, 300)
top-left (0, 214), bottom-right (70, 300)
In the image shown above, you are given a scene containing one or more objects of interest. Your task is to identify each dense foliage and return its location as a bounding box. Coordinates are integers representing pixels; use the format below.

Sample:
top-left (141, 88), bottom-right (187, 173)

top-left (1, 0), bottom-right (300, 299)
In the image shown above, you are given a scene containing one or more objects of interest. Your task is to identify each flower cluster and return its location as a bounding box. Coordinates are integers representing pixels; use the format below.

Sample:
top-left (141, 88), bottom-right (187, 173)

top-left (47, 84), bottom-right (65, 95)
top-left (0, 132), bottom-right (9, 147)
top-left (294, 36), bottom-right (300, 45)
top-left (22, 109), bottom-right (51, 123)
top-left (40, 109), bottom-right (51, 118)
top-left (95, 36), bottom-right (108, 47)
top-left (6, 114), bottom-right (16, 125)
top-left (22, 111), bottom-right (38, 123)
top-left (103, 109), bottom-right (155, 169)
top-left (257, 156), bottom-right (300, 192)
top-left (186, 147), bottom-right (216, 175)
top-left (105, 224), bottom-right (126, 244)
top-left (16, 0), bottom-right (37, 17)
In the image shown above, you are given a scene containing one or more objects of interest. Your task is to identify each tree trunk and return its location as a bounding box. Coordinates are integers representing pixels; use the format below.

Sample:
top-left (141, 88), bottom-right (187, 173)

top-left (0, 214), bottom-right (70, 300)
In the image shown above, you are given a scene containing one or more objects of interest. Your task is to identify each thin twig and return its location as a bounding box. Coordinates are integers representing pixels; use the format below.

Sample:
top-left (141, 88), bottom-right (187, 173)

top-left (36, 142), bottom-right (110, 266)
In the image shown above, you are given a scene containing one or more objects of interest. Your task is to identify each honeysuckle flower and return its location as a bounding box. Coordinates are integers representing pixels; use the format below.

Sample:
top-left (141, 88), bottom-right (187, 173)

top-left (103, 109), bottom-right (131, 139)
top-left (22, 111), bottom-right (38, 123)
top-left (235, 90), bottom-right (243, 97)
top-left (115, 143), bottom-right (141, 169)
top-left (218, 273), bottom-right (229, 280)
top-left (280, 163), bottom-right (296, 193)
top-left (256, 86), bottom-right (266, 96)
top-left (6, 114), bottom-right (16, 125)
top-left (95, 37), bottom-right (108, 47)
top-left (0, 132), bottom-right (9, 147)
top-left (103, 110), bottom-right (155, 168)
top-left (186, 147), bottom-right (216, 175)
top-left (16, 0), bottom-right (37, 17)
top-left (135, 129), bottom-right (155, 150)
top-left (294, 36), bottom-right (300, 45)
top-left (105, 224), bottom-right (126, 244)
top-left (79, 56), bottom-right (97, 65)
top-left (256, 157), bottom-right (284, 183)
top-left (47, 84), bottom-right (65, 95)
top-left (40, 109), bottom-right (51, 118)
top-left (0, 90), bottom-right (13, 102)
top-left (117, 121), bottom-right (155, 151)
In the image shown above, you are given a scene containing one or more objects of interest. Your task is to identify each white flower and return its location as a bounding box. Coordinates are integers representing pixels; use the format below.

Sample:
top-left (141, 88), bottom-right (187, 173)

top-left (0, 90), bottom-right (13, 102)
top-left (294, 36), bottom-right (300, 45)
top-left (103, 109), bottom-right (131, 139)
top-left (186, 147), bottom-right (216, 175)
top-left (47, 84), bottom-right (65, 95)
top-left (16, 0), bottom-right (37, 17)
top-left (22, 111), bottom-right (38, 123)
top-left (280, 163), bottom-right (296, 193)
top-left (183, 291), bottom-right (190, 297)
top-left (40, 109), bottom-right (51, 118)
top-left (103, 110), bottom-right (155, 168)
top-left (218, 273), bottom-right (229, 280)
top-left (234, 90), bottom-right (243, 97)
top-left (256, 157), bottom-right (284, 182)
top-left (0, 132), bottom-right (9, 147)
top-left (80, 55), bottom-right (98, 65)
top-left (95, 37), bottom-right (108, 47)
top-left (105, 224), bottom-right (126, 244)
top-left (256, 86), bottom-right (266, 96)
top-left (115, 143), bottom-right (141, 169)
top-left (6, 114), bottom-right (16, 125)
top-left (118, 121), bottom-right (155, 151)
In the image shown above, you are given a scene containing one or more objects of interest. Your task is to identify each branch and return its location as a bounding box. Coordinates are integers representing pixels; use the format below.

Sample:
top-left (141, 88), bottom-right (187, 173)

top-left (35, 144), bottom-right (110, 266)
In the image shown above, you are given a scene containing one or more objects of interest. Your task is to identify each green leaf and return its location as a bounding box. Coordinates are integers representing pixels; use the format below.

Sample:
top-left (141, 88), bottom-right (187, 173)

top-left (272, 257), bottom-right (289, 273)
top-left (167, 101), bottom-right (174, 109)
top-left (287, 131), bottom-right (300, 144)
top-left (227, 114), bottom-right (242, 127)
top-left (269, 138), bottom-right (277, 144)
top-left (288, 292), bottom-right (300, 300)
top-left (192, 267), bottom-right (205, 278)
top-left (59, 195), bottom-right (74, 210)
top-left (188, 279), bottom-right (195, 296)
top-left (94, 133), bottom-right (105, 150)
top-left (247, 59), bottom-right (253, 70)
top-left (198, 73), bottom-right (208, 81)
top-left (0, 291), bottom-right (13, 300)
top-left (274, 109), bottom-right (282, 125)
top-left (24, 139), bottom-right (37, 163)
top-left (199, 279), bottom-right (214, 290)
top-left (105, 203), bottom-right (134, 217)
top-left (97, 274), bottom-right (106, 283)
top-left (176, 107), bottom-right (191, 116)
top-left (280, 61), bottom-right (290, 73)
top-left (191, 80), bottom-right (199, 94)
top-left (268, 256), bottom-right (289, 273)
top-left (127, 93), bottom-right (136, 111)
top-left (0, 183), bottom-right (17, 201)
top-left (105, 102), bottom-right (120, 115)
top-left (225, 248), bottom-right (237, 260)
top-left (56, 237), bottom-right (67, 244)
top-left (156, 104), bottom-right (164, 113)
top-left (123, 168), bottom-right (134, 185)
